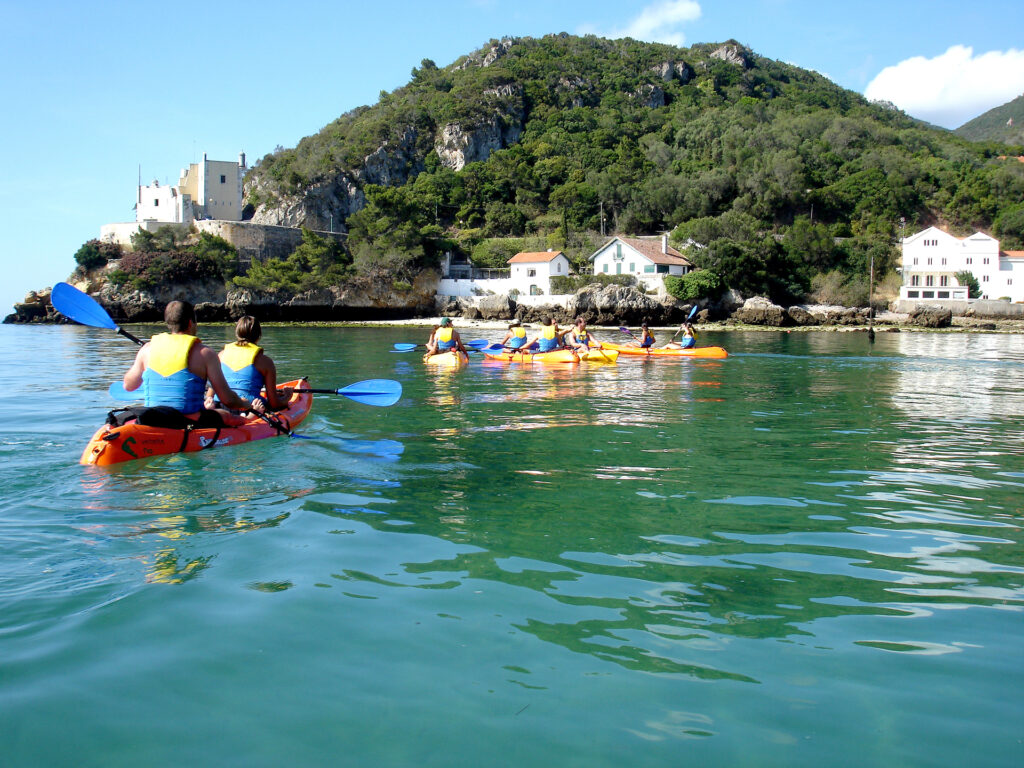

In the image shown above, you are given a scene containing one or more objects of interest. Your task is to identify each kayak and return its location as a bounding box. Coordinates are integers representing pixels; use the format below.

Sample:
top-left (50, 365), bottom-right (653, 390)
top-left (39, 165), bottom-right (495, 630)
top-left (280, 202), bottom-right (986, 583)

top-left (81, 378), bottom-right (312, 466)
top-left (423, 350), bottom-right (469, 366)
top-left (483, 347), bottom-right (618, 363)
top-left (600, 342), bottom-right (728, 359)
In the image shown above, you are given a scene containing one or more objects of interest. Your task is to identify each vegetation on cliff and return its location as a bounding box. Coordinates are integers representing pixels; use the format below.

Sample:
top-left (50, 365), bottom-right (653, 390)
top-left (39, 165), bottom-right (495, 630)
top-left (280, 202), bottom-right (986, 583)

top-left (243, 34), bottom-right (1024, 304)
top-left (105, 227), bottom-right (239, 291)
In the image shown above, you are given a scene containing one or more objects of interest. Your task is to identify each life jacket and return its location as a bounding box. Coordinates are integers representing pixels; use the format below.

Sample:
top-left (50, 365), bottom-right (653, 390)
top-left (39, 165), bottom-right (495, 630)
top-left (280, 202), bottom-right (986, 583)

top-left (143, 333), bottom-right (205, 413)
top-left (575, 328), bottom-right (590, 347)
top-left (220, 341), bottom-right (264, 400)
top-left (537, 324), bottom-right (559, 352)
top-left (640, 330), bottom-right (654, 348)
top-left (436, 327), bottom-right (455, 350)
top-left (506, 326), bottom-right (527, 349)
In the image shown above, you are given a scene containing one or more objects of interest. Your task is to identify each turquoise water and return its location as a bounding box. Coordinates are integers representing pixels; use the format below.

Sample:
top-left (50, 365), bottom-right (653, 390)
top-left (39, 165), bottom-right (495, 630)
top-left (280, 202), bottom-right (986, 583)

top-left (1, 324), bottom-right (1022, 767)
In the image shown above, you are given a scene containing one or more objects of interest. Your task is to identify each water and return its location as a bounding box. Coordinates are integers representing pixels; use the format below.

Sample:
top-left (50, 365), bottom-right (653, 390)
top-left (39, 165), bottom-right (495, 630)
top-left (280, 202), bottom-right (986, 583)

top-left (1, 324), bottom-right (1022, 767)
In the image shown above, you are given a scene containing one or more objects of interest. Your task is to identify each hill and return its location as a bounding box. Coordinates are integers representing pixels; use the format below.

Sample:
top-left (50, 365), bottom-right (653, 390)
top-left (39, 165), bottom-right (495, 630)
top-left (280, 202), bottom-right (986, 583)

top-left (955, 93), bottom-right (1024, 144)
top-left (243, 34), bottom-right (1024, 305)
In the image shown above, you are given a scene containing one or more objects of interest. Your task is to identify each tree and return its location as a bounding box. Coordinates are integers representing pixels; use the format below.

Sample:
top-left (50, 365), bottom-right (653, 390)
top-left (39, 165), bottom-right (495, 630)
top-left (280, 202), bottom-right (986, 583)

top-left (74, 240), bottom-right (108, 270)
top-left (955, 270), bottom-right (981, 298)
top-left (663, 269), bottom-right (723, 301)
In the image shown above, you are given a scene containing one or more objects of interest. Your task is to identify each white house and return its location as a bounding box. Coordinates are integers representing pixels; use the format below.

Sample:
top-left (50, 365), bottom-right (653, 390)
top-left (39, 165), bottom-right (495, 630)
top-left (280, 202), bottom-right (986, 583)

top-left (507, 250), bottom-right (571, 296)
top-left (900, 226), bottom-right (1024, 303)
top-left (589, 235), bottom-right (693, 293)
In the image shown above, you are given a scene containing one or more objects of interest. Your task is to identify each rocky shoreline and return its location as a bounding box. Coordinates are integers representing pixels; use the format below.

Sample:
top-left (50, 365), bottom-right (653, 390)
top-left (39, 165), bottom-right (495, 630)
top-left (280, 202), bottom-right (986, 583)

top-left (6, 281), bottom-right (1024, 334)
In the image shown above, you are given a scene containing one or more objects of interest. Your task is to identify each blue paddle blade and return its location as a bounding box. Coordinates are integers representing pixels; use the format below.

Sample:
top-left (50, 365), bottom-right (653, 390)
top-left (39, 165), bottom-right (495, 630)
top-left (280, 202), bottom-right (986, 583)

top-left (52, 282), bottom-right (118, 330)
top-left (466, 339), bottom-right (490, 349)
top-left (335, 438), bottom-right (404, 457)
top-left (393, 343), bottom-right (418, 351)
top-left (688, 305), bottom-right (699, 320)
top-left (336, 379), bottom-right (402, 407)
top-left (108, 381), bottom-right (139, 400)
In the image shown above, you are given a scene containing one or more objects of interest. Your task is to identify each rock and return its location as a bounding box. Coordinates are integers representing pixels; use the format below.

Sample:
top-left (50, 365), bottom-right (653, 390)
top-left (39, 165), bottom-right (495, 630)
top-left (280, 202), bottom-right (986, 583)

top-left (358, 128), bottom-right (423, 187)
top-left (732, 296), bottom-right (788, 326)
top-left (247, 172), bottom-right (365, 231)
top-left (787, 306), bottom-right (818, 326)
top-left (651, 61), bottom-right (693, 83)
top-left (908, 305), bottom-right (952, 328)
top-left (632, 84), bottom-right (665, 108)
top-left (475, 293), bottom-right (517, 320)
top-left (569, 284), bottom-right (662, 325)
top-left (709, 44), bottom-right (752, 68)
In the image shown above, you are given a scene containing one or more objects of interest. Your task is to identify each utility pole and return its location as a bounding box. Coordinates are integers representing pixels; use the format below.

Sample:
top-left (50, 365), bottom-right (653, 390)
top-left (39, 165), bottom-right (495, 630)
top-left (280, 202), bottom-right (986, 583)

top-left (868, 253), bottom-right (875, 343)
top-left (600, 201), bottom-right (606, 237)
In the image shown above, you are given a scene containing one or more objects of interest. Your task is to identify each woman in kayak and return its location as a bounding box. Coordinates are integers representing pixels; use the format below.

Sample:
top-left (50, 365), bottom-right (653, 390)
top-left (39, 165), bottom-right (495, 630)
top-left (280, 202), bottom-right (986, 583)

top-left (425, 317), bottom-right (469, 358)
top-left (525, 317), bottom-right (567, 353)
top-left (207, 315), bottom-right (292, 412)
top-left (499, 319), bottom-right (529, 351)
top-left (627, 323), bottom-right (655, 348)
top-left (565, 317), bottom-right (600, 350)
top-left (663, 322), bottom-right (697, 350)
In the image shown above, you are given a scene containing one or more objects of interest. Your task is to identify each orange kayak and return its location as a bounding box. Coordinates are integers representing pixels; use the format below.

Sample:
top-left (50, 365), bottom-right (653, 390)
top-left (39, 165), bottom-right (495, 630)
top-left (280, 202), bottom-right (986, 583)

top-left (600, 342), bottom-right (728, 359)
top-left (81, 378), bottom-right (312, 466)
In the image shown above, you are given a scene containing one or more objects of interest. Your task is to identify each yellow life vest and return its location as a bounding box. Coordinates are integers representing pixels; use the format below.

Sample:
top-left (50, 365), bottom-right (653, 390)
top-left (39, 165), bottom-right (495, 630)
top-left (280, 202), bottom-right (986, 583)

top-left (436, 327), bottom-right (454, 343)
top-left (220, 341), bottom-right (262, 371)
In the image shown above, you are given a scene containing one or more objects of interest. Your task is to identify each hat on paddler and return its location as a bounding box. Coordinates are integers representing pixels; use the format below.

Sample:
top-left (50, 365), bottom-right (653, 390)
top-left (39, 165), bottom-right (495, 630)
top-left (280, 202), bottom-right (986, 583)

top-left (440, 317), bottom-right (451, 326)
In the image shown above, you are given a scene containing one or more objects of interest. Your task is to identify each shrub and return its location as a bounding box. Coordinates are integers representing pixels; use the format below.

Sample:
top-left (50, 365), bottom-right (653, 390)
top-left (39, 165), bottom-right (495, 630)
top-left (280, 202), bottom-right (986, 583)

top-left (550, 273), bottom-right (636, 293)
top-left (74, 239), bottom-right (117, 270)
top-left (663, 269), bottom-right (722, 301)
top-left (954, 270), bottom-right (981, 298)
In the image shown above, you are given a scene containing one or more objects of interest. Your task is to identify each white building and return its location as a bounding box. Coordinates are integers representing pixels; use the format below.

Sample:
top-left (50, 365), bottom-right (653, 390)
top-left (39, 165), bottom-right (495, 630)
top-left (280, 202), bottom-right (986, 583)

top-left (135, 152), bottom-right (246, 225)
top-left (507, 250), bottom-right (571, 296)
top-left (900, 226), bottom-right (1024, 303)
top-left (589, 235), bottom-right (693, 294)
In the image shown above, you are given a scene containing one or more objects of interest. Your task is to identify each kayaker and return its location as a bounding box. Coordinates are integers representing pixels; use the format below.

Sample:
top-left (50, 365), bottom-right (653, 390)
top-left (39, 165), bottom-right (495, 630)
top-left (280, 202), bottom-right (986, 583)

top-left (207, 315), bottom-right (293, 412)
top-left (425, 317), bottom-right (468, 358)
top-left (663, 322), bottom-right (697, 350)
top-left (499, 319), bottom-right (529, 351)
top-left (566, 317), bottom-right (600, 350)
top-left (122, 300), bottom-right (255, 427)
top-left (627, 323), bottom-right (655, 348)
top-left (525, 317), bottom-right (567, 353)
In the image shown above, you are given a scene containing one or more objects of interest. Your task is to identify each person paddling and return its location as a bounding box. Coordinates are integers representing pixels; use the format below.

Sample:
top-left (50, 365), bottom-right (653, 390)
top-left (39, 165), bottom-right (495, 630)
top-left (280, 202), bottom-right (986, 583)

top-left (525, 317), bottom-right (567, 353)
top-left (499, 319), bottom-right (529, 352)
top-left (122, 300), bottom-right (256, 427)
top-left (626, 322), bottom-right (655, 348)
top-left (663, 322), bottom-right (697, 350)
top-left (566, 317), bottom-right (600, 350)
top-left (425, 317), bottom-right (468, 358)
top-left (207, 315), bottom-right (293, 412)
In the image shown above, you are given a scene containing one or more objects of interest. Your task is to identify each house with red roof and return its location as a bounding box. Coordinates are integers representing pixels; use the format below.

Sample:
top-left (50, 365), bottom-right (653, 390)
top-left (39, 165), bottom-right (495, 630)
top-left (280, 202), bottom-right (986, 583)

top-left (507, 250), bottom-right (571, 296)
top-left (588, 235), bottom-right (693, 294)
top-left (900, 226), bottom-right (1024, 303)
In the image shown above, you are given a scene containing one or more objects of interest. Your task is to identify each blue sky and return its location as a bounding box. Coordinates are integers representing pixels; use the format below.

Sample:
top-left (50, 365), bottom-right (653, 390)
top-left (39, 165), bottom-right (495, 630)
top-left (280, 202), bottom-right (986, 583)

top-left (2, 0), bottom-right (1022, 314)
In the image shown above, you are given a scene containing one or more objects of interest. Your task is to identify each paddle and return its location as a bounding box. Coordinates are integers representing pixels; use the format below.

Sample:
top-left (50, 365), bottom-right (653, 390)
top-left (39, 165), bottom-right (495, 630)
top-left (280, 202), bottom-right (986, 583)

top-left (51, 282), bottom-right (145, 345)
top-left (669, 306), bottom-right (701, 342)
top-left (392, 339), bottom-right (489, 354)
top-left (110, 379), bottom-right (403, 408)
top-left (618, 326), bottom-right (641, 342)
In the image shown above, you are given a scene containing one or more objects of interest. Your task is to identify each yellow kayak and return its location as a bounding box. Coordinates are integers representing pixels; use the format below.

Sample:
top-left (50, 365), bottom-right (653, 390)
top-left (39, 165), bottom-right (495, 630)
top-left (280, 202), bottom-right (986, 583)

top-left (423, 350), bottom-right (469, 366)
top-left (483, 347), bottom-right (617, 364)
top-left (600, 341), bottom-right (728, 359)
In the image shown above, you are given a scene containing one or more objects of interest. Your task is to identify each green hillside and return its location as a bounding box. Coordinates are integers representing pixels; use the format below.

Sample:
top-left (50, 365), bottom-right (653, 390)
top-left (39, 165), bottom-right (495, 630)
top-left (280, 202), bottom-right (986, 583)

top-left (956, 93), bottom-right (1024, 144)
top-left (244, 35), bottom-right (1024, 304)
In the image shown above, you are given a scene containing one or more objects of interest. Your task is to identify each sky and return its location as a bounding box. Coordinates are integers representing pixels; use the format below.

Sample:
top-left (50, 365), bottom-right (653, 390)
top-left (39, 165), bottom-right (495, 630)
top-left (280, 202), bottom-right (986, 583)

top-left (2, 0), bottom-right (1023, 314)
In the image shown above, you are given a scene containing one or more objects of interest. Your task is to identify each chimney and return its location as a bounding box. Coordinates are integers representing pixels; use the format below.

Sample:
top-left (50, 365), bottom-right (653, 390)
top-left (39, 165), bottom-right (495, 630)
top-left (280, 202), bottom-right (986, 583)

top-left (662, 234), bottom-right (668, 254)
top-left (239, 152), bottom-right (246, 169)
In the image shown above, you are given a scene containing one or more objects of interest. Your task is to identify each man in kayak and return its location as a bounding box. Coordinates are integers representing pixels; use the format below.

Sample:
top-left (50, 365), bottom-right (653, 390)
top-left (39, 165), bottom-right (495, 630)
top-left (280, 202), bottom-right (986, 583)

top-left (525, 317), bottom-right (568, 353)
top-left (565, 317), bottom-right (600, 350)
top-left (663, 322), bottom-right (697, 350)
top-left (207, 315), bottom-right (293, 412)
top-left (425, 317), bottom-right (469, 358)
top-left (499, 319), bottom-right (529, 351)
top-left (122, 300), bottom-right (256, 427)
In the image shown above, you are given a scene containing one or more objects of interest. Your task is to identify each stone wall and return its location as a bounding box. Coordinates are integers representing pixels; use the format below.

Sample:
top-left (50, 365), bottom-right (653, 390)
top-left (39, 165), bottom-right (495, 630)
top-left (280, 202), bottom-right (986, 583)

top-left (892, 299), bottom-right (1024, 317)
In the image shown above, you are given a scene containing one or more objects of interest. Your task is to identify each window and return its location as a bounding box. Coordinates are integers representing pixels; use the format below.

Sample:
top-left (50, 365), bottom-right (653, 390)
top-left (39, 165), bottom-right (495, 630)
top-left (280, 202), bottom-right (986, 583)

top-left (1009, 279), bottom-right (1014, 286)
top-left (154, 199), bottom-right (159, 206)
top-left (615, 243), bottom-right (622, 260)
top-left (966, 257), bottom-right (972, 264)
top-left (656, 265), bottom-right (669, 274)
top-left (643, 265), bottom-right (655, 273)
top-left (629, 263), bottom-right (635, 273)
top-left (941, 258), bottom-right (947, 265)
top-left (910, 275), bottom-right (919, 286)
top-left (940, 276), bottom-right (948, 286)
top-left (983, 257), bottom-right (990, 265)
top-left (603, 264), bottom-right (608, 273)
top-left (556, 263), bottom-right (561, 273)
top-left (983, 275), bottom-right (989, 282)
top-left (925, 276), bottom-right (934, 286)
top-left (938, 291), bottom-right (949, 298)
top-left (922, 291), bottom-right (934, 298)
top-left (616, 263), bottom-right (622, 275)
top-left (912, 257), bottom-right (918, 265)
top-left (220, 175), bottom-right (226, 183)
top-left (527, 269), bottom-right (536, 277)
top-left (907, 290), bottom-right (920, 298)
top-left (927, 258), bottom-right (932, 265)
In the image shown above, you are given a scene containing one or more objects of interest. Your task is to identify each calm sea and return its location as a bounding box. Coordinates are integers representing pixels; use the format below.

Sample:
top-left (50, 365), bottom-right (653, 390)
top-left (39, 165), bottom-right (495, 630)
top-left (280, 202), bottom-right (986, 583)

top-left (1, 324), bottom-right (1022, 767)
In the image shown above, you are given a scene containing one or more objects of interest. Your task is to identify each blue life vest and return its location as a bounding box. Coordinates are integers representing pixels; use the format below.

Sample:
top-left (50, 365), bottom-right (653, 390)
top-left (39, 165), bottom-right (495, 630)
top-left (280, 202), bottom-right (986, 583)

top-left (537, 324), bottom-right (559, 353)
top-left (436, 327), bottom-right (455, 350)
top-left (143, 333), bottom-right (205, 413)
top-left (220, 342), bottom-right (264, 400)
top-left (640, 331), bottom-right (654, 348)
top-left (506, 326), bottom-right (527, 349)
top-left (681, 337), bottom-right (696, 349)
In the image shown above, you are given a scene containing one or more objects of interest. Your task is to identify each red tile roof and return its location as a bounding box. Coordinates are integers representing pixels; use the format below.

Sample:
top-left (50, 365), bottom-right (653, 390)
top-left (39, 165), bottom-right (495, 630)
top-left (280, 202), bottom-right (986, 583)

top-left (507, 251), bottom-right (565, 264)
top-left (607, 237), bottom-right (693, 267)
top-left (1002, 250), bottom-right (1024, 260)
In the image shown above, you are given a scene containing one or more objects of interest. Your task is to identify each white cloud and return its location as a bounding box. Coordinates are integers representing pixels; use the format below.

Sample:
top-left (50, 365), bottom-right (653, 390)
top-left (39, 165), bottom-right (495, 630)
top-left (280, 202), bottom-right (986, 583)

top-left (865, 45), bottom-right (1024, 129)
top-left (580, 1), bottom-right (702, 47)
